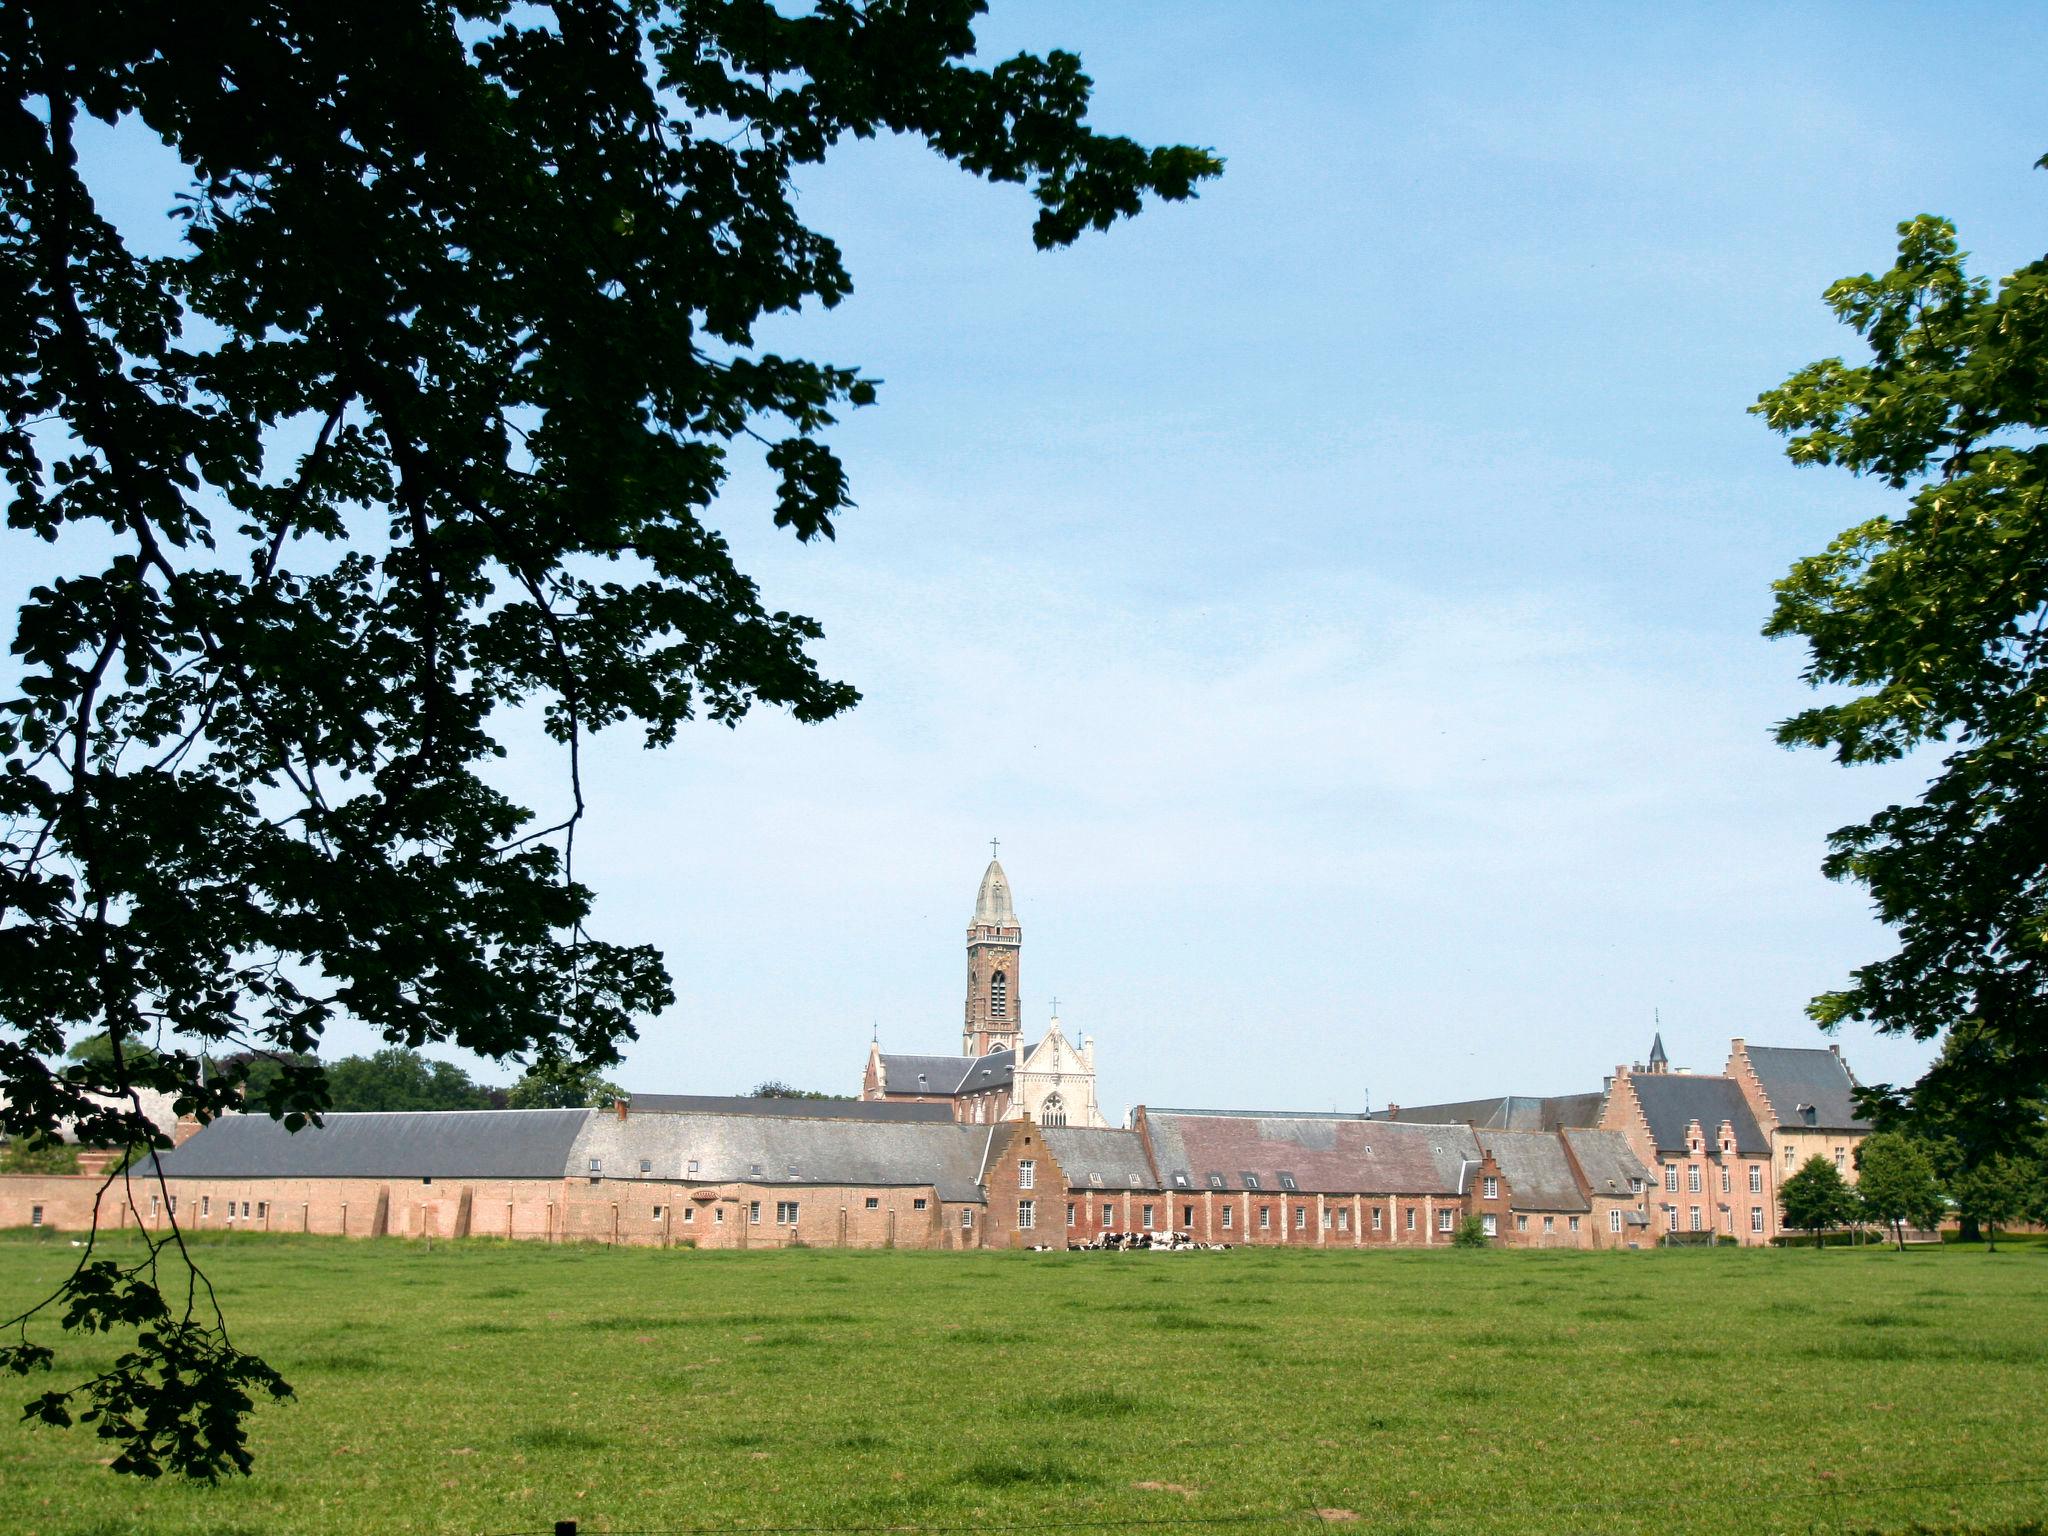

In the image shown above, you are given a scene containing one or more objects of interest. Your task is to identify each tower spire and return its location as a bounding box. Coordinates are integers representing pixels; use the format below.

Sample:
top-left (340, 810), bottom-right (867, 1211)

top-left (964, 848), bottom-right (1022, 1056)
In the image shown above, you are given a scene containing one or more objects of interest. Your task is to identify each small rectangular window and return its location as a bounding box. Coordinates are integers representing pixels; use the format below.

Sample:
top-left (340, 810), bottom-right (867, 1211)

top-left (913, 1197), bottom-right (928, 1211)
top-left (652, 1204), bottom-right (665, 1219)
top-left (1784, 1144), bottom-right (1796, 1167)
top-left (1665, 1165), bottom-right (1679, 1193)
top-left (1834, 1147), bottom-right (1845, 1168)
top-left (150, 1195), bottom-right (159, 1218)
top-left (1404, 1207), bottom-right (1415, 1231)
top-left (1243, 1173), bottom-right (1262, 1190)
top-left (748, 1200), bottom-right (761, 1225)
top-left (201, 1196), bottom-right (210, 1217)
top-left (1482, 1214), bottom-right (1497, 1237)
top-left (1610, 1209), bottom-right (1622, 1232)
top-left (713, 1207), bottom-right (724, 1224)
top-left (1336, 1209), bottom-right (1349, 1232)
top-left (683, 1206), bottom-right (695, 1223)
top-left (1259, 1206), bottom-right (1271, 1230)
top-left (1751, 1207), bottom-right (1765, 1233)
top-left (1294, 1206), bottom-right (1306, 1230)
top-left (1278, 1172), bottom-right (1299, 1191)
top-left (30, 1205), bottom-right (42, 1228)
top-left (687, 1159), bottom-right (701, 1175)
top-left (961, 1209), bottom-right (974, 1229)
top-left (242, 1201), bottom-right (251, 1218)
top-left (1568, 1216), bottom-right (1580, 1232)
top-left (1221, 1205), bottom-right (1234, 1229)
top-left (1749, 1166), bottom-right (1763, 1194)
top-left (168, 1196), bottom-right (177, 1215)
top-left (1172, 1172), bottom-right (1190, 1188)
top-left (1321, 1208), bottom-right (1331, 1229)
top-left (1018, 1159), bottom-right (1035, 1190)
top-left (1018, 1199), bottom-right (1036, 1230)
top-left (1516, 1213), bottom-right (1528, 1232)
top-left (1141, 1204), bottom-right (1155, 1230)
top-left (1067, 1203), bottom-right (1077, 1226)
top-left (864, 1197), bottom-right (879, 1210)
top-left (1103, 1205), bottom-right (1117, 1229)
top-left (1182, 1205), bottom-right (1194, 1227)
top-left (1483, 1176), bottom-right (1498, 1200)
top-left (1689, 1206), bottom-right (1702, 1231)
top-left (1437, 1209), bottom-right (1455, 1233)
top-left (1667, 1208), bottom-right (1679, 1232)
top-left (1206, 1173), bottom-right (1226, 1190)
top-left (776, 1201), bottom-right (799, 1225)
top-left (1687, 1166), bottom-right (1701, 1194)
top-left (256, 1201), bottom-right (267, 1220)
top-left (1542, 1216), bottom-right (1555, 1233)
top-left (640, 1159), bottom-right (652, 1174)
top-left (1720, 1169), bottom-right (1730, 1194)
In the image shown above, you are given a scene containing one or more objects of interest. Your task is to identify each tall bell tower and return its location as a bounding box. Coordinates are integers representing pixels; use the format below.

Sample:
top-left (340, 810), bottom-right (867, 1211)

top-left (964, 842), bottom-right (1023, 1056)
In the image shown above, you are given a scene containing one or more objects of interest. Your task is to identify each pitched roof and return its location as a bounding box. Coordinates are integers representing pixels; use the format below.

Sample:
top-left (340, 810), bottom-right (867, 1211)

top-left (1140, 1109), bottom-right (1480, 1195)
top-left (1475, 1130), bottom-right (1588, 1212)
top-left (1563, 1128), bottom-right (1653, 1198)
top-left (628, 1094), bottom-right (951, 1122)
top-left (1627, 1074), bottom-right (1769, 1157)
top-left (876, 1051), bottom-right (1014, 1097)
top-left (570, 1112), bottom-right (994, 1203)
top-left (1742, 1046), bottom-right (1871, 1132)
top-left (1378, 1092), bottom-right (1606, 1132)
top-left (1648, 1032), bottom-right (1668, 1066)
top-left (154, 1109), bottom-right (592, 1179)
top-left (1040, 1127), bottom-right (1157, 1191)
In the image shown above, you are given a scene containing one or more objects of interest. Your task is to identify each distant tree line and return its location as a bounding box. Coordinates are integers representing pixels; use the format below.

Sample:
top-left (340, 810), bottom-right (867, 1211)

top-left (1780, 1127), bottom-right (2048, 1252)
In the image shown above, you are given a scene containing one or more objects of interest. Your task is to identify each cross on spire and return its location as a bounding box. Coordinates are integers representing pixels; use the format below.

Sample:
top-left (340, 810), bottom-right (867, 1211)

top-left (989, 836), bottom-right (1000, 859)
top-left (1049, 996), bottom-right (1060, 1016)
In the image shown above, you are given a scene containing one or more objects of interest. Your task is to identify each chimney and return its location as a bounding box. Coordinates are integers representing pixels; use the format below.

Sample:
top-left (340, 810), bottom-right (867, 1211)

top-left (1829, 1044), bottom-right (1840, 1056)
top-left (616, 1098), bottom-right (629, 1122)
top-left (172, 1113), bottom-right (204, 1147)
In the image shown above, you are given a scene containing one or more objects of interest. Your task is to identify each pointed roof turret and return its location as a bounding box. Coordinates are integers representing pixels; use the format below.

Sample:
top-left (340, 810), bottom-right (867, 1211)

top-left (1648, 1032), bottom-right (1668, 1067)
top-left (973, 856), bottom-right (1017, 926)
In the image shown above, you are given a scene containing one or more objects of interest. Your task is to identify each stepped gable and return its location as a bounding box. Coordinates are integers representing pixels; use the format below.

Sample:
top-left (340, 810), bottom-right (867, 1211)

top-left (1563, 1128), bottom-right (1652, 1198)
top-left (1741, 1046), bottom-right (1870, 1131)
top-left (1141, 1109), bottom-right (1481, 1195)
top-left (1628, 1074), bottom-right (1768, 1157)
top-left (571, 1110), bottom-right (994, 1203)
top-left (629, 1094), bottom-right (951, 1122)
top-left (152, 1109), bottom-right (592, 1180)
top-left (1039, 1126), bottom-right (1158, 1191)
top-left (1474, 1129), bottom-right (1588, 1212)
top-left (875, 1050), bottom-right (1015, 1098)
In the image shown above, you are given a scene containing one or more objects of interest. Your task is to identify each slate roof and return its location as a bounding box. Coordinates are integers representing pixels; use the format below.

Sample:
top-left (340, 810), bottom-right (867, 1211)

top-left (628, 1094), bottom-right (951, 1122)
top-left (154, 1109), bottom-right (592, 1179)
top-left (1378, 1092), bottom-right (1606, 1132)
top-left (570, 1112), bottom-right (994, 1203)
top-left (1627, 1075), bottom-right (1769, 1157)
top-left (1475, 1129), bottom-right (1588, 1212)
top-left (1040, 1127), bottom-right (1158, 1191)
top-left (1562, 1128), bottom-right (1653, 1198)
top-left (1743, 1047), bottom-right (1871, 1132)
top-left (1140, 1110), bottom-right (1481, 1195)
top-left (876, 1050), bottom-right (1014, 1098)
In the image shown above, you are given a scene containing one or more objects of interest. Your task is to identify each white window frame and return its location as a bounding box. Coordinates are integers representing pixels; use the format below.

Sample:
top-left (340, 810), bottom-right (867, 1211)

top-left (1750, 1207), bottom-right (1765, 1234)
top-left (1017, 1199), bottom-right (1035, 1230)
top-left (1221, 1205), bottom-right (1234, 1230)
top-left (1141, 1203), bottom-right (1156, 1230)
top-left (1609, 1209), bottom-right (1622, 1233)
top-left (1018, 1159), bottom-right (1035, 1190)
top-left (1749, 1166), bottom-right (1763, 1194)
top-left (1481, 1214), bottom-right (1497, 1237)
top-left (1437, 1209), bottom-right (1455, 1233)
top-left (1483, 1176), bottom-right (1498, 1200)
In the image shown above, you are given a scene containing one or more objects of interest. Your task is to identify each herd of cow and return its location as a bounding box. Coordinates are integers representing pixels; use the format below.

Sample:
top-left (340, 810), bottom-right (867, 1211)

top-left (1026, 1232), bottom-right (1235, 1253)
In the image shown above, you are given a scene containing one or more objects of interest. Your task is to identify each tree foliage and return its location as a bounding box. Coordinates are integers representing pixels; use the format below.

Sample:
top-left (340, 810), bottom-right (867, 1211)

top-left (1777, 1153), bottom-right (1858, 1244)
top-left (1853, 1132), bottom-right (1947, 1250)
top-left (1950, 1154), bottom-right (2027, 1251)
top-left (507, 1056), bottom-right (621, 1109)
top-left (324, 1048), bottom-right (492, 1113)
top-left (0, 0), bottom-right (1217, 1478)
top-left (749, 1080), bottom-right (842, 1100)
top-left (1754, 169), bottom-right (2048, 1136)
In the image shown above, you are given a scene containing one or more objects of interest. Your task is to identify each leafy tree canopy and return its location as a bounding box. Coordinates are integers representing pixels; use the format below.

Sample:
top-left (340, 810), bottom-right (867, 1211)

top-left (323, 1048), bottom-right (491, 1114)
top-left (0, 0), bottom-right (1217, 1480)
top-left (1754, 166), bottom-right (2048, 1139)
top-left (750, 1080), bottom-right (844, 1099)
top-left (1853, 1132), bottom-right (1947, 1250)
top-left (1777, 1153), bottom-right (1858, 1241)
top-left (507, 1056), bottom-right (621, 1109)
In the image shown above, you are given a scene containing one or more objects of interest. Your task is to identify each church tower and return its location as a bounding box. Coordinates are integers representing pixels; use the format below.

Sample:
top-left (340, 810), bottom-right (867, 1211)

top-left (964, 846), bottom-right (1023, 1056)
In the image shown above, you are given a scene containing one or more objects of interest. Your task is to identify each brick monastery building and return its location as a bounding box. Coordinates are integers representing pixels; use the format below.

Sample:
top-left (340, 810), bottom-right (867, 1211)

top-left (0, 856), bottom-right (1873, 1250)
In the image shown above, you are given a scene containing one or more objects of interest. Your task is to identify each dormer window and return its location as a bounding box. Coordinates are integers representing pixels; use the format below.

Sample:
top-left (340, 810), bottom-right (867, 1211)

top-left (1242, 1173), bottom-right (1262, 1190)
top-left (1171, 1172), bottom-right (1190, 1188)
top-left (1277, 1172), bottom-right (1299, 1191)
top-left (1206, 1173), bottom-right (1226, 1190)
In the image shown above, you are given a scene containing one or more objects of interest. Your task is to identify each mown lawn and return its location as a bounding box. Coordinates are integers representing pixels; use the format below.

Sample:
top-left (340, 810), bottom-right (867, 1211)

top-left (2, 1232), bottom-right (2045, 1536)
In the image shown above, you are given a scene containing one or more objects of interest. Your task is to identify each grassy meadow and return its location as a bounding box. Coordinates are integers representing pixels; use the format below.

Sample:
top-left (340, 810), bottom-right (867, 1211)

top-left (2, 1232), bottom-right (2046, 1536)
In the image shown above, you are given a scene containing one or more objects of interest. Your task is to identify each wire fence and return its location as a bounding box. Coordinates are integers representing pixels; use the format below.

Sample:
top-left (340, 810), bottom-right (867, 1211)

top-left (488, 1470), bottom-right (2048, 1536)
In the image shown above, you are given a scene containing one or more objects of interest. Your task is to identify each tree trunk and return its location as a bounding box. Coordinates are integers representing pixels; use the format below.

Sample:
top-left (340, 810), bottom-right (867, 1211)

top-left (1958, 1214), bottom-right (1982, 1243)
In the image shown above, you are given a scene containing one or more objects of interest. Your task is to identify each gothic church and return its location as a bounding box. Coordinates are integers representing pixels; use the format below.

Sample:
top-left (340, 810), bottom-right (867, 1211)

top-left (860, 853), bottom-right (1107, 1127)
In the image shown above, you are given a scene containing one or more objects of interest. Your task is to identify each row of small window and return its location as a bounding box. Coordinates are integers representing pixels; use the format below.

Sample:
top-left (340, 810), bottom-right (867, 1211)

top-left (1479, 1214), bottom-right (1585, 1236)
top-left (1663, 1164), bottom-right (1767, 1195)
top-left (1662, 1206), bottom-right (1769, 1233)
top-left (1166, 1171), bottom-right (1308, 1191)
top-left (28, 1199), bottom-right (266, 1226)
top-left (1781, 1145), bottom-right (1849, 1169)
top-left (1043, 1201), bottom-right (1459, 1235)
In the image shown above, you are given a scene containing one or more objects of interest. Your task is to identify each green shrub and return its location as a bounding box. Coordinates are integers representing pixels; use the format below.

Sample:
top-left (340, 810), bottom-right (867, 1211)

top-left (1452, 1213), bottom-right (1488, 1248)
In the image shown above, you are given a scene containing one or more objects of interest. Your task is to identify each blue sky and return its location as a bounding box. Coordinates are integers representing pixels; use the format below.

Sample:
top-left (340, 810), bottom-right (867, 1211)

top-left (31, 4), bottom-right (2048, 1113)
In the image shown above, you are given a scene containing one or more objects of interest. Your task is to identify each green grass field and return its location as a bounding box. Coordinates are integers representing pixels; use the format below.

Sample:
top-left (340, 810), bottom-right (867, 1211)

top-left (2, 1233), bottom-right (2046, 1536)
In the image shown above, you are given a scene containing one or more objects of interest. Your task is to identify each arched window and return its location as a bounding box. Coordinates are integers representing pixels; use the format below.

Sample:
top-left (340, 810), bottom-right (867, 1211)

top-left (1041, 1093), bottom-right (1067, 1128)
top-left (990, 970), bottom-right (1007, 1018)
